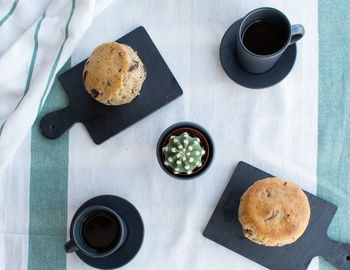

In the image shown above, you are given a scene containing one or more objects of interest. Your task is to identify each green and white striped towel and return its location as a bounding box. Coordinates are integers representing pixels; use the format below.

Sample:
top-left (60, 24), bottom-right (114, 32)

top-left (0, 0), bottom-right (114, 172)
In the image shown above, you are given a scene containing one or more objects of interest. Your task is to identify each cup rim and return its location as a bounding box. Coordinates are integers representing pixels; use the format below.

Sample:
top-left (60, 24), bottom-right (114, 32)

top-left (71, 205), bottom-right (123, 258)
top-left (238, 7), bottom-right (292, 58)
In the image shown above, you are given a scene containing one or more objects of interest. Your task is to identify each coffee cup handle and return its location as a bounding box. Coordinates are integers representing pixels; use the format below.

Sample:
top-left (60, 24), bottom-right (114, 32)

top-left (64, 240), bottom-right (79, 253)
top-left (290, 24), bottom-right (305, 44)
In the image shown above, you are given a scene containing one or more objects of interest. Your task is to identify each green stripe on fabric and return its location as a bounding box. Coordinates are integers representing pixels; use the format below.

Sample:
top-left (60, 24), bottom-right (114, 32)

top-left (318, 0), bottom-right (350, 269)
top-left (0, 122), bottom-right (5, 135)
top-left (28, 59), bottom-right (70, 270)
top-left (0, 0), bottom-right (19, 26)
top-left (38, 0), bottom-right (76, 113)
top-left (0, 13), bottom-right (45, 137)
top-left (0, 13), bottom-right (44, 138)
top-left (15, 13), bottom-right (46, 110)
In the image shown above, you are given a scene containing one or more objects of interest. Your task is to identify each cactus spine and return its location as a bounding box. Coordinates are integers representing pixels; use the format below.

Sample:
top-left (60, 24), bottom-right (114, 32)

top-left (163, 132), bottom-right (205, 174)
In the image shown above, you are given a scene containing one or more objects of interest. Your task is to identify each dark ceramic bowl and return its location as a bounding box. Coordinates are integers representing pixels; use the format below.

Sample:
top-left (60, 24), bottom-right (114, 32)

top-left (156, 122), bottom-right (214, 180)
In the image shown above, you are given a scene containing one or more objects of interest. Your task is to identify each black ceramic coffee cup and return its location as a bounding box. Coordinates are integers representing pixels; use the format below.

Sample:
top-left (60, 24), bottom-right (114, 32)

top-left (64, 205), bottom-right (128, 258)
top-left (236, 7), bottom-right (305, 74)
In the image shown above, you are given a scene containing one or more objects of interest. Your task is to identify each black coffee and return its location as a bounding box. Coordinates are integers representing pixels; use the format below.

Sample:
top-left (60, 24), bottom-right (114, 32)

top-left (81, 210), bottom-right (120, 252)
top-left (242, 19), bottom-right (287, 55)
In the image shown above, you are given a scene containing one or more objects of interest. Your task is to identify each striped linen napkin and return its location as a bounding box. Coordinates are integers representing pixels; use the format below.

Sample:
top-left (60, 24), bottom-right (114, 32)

top-left (0, 0), bottom-right (114, 172)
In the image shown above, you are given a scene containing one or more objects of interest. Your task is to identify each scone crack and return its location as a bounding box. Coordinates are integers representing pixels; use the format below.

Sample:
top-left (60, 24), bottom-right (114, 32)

top-left (264, 210), bottom-right (279, 222)
top-left (83, 71), bottom-right (88, 82)
top-left (243, 228), bottom-right (253, 236)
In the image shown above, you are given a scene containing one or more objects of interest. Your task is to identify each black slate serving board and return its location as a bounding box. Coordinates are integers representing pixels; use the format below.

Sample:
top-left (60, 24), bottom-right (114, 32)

top-left (203, 161), bottom-right (350, 270)
top-left (40, 26), bottom-right (183, 144)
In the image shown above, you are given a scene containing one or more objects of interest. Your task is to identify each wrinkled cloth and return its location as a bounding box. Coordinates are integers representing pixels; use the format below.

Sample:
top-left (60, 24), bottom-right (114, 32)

top-left (0, 0), bottom-right (114, 172)
top-left (0, 0), bottom-right (320, 269)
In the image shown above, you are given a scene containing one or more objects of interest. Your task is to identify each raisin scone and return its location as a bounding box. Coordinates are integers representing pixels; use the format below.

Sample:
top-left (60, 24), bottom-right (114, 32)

top-left (83, 42), bottom-right (147, 106)
top-left (238, 177), bottom-right (310, 247)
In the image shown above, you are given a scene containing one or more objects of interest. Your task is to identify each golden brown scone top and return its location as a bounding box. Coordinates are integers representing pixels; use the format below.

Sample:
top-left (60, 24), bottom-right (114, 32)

top-left (83, 42), bottom-right (146, 106)
top-left (238, 177), bottom-right (310, 246)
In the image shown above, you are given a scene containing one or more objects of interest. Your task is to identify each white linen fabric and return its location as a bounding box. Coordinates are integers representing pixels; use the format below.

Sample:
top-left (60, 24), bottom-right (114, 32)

top-left (0, 0), bottom-right (114, 172)
top-left (68, 0), bottom-right (318, 269)
top-left (1, 0), bottom-right (319, 269)
top-left (0, 0), bottom-right (112, 269)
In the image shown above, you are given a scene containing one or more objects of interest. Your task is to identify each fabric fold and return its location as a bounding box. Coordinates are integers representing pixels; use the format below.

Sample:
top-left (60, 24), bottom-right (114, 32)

top-left (0, 0), bottom-right (114, 172)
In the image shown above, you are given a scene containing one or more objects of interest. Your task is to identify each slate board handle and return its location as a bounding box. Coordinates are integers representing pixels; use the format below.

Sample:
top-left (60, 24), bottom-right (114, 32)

top-left (320, 237), bottom-right (350, 270)
top-left (39, 107), bottom-right (78, 139)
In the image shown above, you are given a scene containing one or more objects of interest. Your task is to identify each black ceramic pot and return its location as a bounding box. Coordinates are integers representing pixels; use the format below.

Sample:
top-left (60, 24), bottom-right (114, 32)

top-left (156, 122), bottom-right (214, 180)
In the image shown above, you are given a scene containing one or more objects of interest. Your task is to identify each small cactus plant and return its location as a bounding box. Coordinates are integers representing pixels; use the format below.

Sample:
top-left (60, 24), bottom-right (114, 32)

top-left (162, 132), bottom-right (205, 175)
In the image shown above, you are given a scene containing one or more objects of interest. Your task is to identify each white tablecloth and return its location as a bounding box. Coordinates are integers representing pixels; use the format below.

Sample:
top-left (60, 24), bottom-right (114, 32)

top-left (1, 0), bottom-right (319, 269)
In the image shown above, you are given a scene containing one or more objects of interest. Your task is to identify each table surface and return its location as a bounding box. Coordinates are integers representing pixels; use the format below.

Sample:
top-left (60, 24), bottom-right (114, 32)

top-left (2, 0), bottom-right (350, 270)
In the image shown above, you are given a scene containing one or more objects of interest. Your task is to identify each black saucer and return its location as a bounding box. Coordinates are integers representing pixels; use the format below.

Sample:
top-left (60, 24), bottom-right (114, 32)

top-left (70, 195), bottom-right (144, 269)
top-left (220, 19), bottom-right (297, 89)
